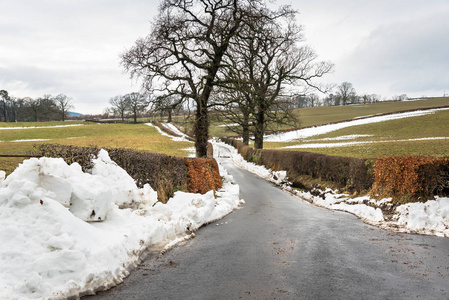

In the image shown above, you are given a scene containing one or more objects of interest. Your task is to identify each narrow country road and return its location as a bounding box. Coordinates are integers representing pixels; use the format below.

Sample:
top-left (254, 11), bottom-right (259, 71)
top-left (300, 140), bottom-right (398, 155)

top-left (86, 150), bottom-right (449, 299)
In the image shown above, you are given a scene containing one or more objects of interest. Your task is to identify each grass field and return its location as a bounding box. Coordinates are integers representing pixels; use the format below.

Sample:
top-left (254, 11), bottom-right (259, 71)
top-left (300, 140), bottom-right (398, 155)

top-left (0, 123), bottom-right (193, 175)
top-left (264, 108), bottom-right (449, 158)
top-left (169, 97), bottom-right (449, 137)
top-left (1, 97), bottom-right (449, 174)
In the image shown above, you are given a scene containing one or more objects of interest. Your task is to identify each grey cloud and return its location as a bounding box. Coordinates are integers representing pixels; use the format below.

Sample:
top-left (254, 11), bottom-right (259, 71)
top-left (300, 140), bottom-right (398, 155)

top-left (339, 11), bottom-right (449, 96)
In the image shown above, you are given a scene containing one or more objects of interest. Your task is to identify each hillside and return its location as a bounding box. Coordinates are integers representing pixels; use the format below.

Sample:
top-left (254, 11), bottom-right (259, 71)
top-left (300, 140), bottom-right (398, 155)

top-left (264, 105), bottom-right (449, 158)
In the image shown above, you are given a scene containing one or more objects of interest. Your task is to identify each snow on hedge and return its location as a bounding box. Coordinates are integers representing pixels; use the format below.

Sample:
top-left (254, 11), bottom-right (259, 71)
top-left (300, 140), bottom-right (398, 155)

top-left (213, 139), bottom-right (449, 237)
top-left (0, 150), bottom-right (241, 299)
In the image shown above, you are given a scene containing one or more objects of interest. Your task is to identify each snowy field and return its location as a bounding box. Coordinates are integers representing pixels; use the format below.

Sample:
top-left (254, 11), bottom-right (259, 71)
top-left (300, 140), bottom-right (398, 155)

top-left (264, 107), bottom-right (449, 142)
top-left (0, 148), bottom-right (241, 299)
top-left (213, 140), bottom-right (449, 238)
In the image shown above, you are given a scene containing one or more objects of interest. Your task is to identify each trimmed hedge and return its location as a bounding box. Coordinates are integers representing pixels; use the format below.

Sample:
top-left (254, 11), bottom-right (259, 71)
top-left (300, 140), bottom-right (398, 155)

top-left (222, 137), bottom-right (449, 202)
top-left (222, 138), bottom-right (373, 192)
top-left (185, 158), bottom-right (222, 194)
top-left (35, 144), bottom-right (222, 203)
top-left (371, 156), bottom-right (449, 203)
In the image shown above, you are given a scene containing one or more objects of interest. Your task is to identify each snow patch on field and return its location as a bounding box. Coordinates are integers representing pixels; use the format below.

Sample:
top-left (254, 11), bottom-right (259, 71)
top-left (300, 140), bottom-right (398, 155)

top-left (283, 137), bottom-right (449, 149)
top-left (0, 149), bottom-right (241, 299)
top-left (145, 123), bottom-right (192, 142)
top-left (213, 140), bottom-right (449, 237)
top-left (0, 124), bottom-right (83, 130)
top-left (265, 108), bottom-right (449, 142)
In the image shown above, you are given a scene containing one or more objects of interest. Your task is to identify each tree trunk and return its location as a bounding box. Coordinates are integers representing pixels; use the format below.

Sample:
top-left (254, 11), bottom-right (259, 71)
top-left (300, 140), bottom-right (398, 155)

top-left (168, 109), bottom-right (172, 123)
top-left (242, 111), bottom-right (250, 145)
top-left (194, 102), bottom-right (209, 157)
top-left (242, 125), bottom-right (250, 146)
top-left (2, 102), bottom-right (8, 122)
top-left (254, 110), bottom-right (264, 149)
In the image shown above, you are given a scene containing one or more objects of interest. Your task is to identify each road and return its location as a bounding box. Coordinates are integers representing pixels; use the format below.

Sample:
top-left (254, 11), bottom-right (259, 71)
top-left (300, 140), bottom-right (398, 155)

top-left (86, 153), bottom-right (449, 299)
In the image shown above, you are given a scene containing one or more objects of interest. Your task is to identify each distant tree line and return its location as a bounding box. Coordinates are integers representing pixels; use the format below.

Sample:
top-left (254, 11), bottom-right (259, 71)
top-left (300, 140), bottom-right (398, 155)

top-left (293, 81), bottom-right (409, 108)
top-left (0, 90), bottom-right (74, 122)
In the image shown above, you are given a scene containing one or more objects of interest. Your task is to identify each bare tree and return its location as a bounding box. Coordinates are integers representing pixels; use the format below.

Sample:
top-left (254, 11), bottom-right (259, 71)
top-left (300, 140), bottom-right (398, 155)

top-left (124, 92), bottom-right (149, 123)
top-left (336, 82), bottom-right (356, 106)
top-left (54, 94), bottom-right (74, 121)
top-left (0, 90), bottom-right (9, 122)
top-left (121, 0), bottom-right (271, 157)
top-left (217, 5), bottom-right (333, 149)
top-left (213, 86), bottom-right (255, 145)
top-left (150, 94), bottom-right (184, 123)
top-left (109, 95), bottom-right (128, 121)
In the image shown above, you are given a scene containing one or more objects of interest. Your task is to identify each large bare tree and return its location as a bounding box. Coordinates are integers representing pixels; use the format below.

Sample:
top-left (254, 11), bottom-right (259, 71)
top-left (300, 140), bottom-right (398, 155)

top-left (216, 5), bottom-right (333, 148)
top-left (121, 0), bottom-right (271, 157)
top-left (54, 94), bottom-right (74, 121)
top-left (109, 95), bottom-right (128, 121)
top-left (124, 92), bottom-right (149, 123)
top-left (336, 82), bottom-right (357, 105)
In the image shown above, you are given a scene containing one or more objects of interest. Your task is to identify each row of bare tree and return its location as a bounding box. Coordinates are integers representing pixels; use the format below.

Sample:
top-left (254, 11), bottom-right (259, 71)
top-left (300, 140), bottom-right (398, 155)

top-left (120, 0), bottom-right (333, 156)
top-left (0, 90), bottom-right (74, 122)
top-left (106, 93), bottom-right (150, 123)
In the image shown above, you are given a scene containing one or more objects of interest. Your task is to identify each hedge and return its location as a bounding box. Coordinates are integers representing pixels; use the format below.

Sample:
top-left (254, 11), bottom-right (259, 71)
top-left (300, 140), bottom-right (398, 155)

top-left (370, 156), bottom-right (449, 203)
top-left (221, 138), bottom-right (373, 193)
top-left (221, 137), bottom-right (449, 202)
top-left (35, 144), bottom-right (222, 203)
top-left (185, 158), bottom-right (222, 194)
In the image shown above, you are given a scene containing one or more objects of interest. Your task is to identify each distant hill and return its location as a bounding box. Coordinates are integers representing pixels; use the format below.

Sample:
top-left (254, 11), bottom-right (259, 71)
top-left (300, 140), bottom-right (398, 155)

top-left (68, 111), bottom-right (83, 117)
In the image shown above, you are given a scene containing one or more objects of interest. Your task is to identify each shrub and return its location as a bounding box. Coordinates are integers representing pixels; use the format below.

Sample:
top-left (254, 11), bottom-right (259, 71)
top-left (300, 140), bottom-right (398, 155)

top-left (184, 158), bottom-right (223, 194)
top-left (371, 156), bottom-right (449, 202)
top-left (220, 137), bottom-right (373, 193)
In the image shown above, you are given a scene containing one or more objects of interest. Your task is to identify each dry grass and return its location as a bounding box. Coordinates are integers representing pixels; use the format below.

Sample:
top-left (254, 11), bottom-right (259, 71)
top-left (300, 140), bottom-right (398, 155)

top-left (0, 122), bottom-right (193, 174)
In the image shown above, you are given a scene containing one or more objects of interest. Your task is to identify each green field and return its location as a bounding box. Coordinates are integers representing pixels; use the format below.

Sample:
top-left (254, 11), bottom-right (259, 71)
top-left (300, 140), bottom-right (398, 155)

top-left (1, 97), bottom-right (449, 174)
top-left (170, 97), bottom-right (449, 137)
top-left (0, 122), bottom-right (193, 175)
top-left (295, 97), bottom-right (449, 128)
top-left (264, 107), bottom-right (449, 158)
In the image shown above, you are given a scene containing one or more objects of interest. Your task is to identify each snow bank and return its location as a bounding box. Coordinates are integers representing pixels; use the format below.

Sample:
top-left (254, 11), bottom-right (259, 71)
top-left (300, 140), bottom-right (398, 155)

top-left (213, 139), bottom-right (449, 237)
top-left (395, 197), bottom-right (449, 237)
top-left (0, 150), bottom-right (241, 299)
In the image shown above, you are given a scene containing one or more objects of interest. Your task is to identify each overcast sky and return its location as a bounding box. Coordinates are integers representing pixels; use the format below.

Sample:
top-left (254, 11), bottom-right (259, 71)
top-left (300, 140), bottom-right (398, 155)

top-left (1, 0), bottom-right (448, 114)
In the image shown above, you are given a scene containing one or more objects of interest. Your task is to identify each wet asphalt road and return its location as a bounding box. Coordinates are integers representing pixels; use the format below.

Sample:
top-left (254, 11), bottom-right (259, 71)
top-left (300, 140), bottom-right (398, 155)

top-left (86, 151), bottom-right (449, 300)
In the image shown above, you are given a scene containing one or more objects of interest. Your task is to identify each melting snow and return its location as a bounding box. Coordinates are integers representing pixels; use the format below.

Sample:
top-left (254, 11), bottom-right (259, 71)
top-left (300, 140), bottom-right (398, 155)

top-left (264, 108), bottom-right (449, 142)
top-left (0, 149), bottom-right (241, 299)
top-left (213, 140), bottom-right (449, 237)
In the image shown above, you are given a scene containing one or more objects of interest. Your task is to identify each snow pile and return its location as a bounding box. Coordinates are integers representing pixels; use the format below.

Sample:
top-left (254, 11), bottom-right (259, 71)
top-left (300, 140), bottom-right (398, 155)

top-left (0, 150), bottom-right (241, 299)
top-left (297, 191), bottom-right (384, 223)
top-left (395, 197), bottom-right (449, 236)
top-left (264, 108), bottom-right (449, 142)
top-left (213, 139), bottom-right (449, 237)
top-left (214, 140), bottom-right (287, 186)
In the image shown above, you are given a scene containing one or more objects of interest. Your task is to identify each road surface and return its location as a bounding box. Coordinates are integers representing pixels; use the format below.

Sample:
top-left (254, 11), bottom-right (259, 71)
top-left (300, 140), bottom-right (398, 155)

top-left (86, 152), bottom-right (449, 299)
